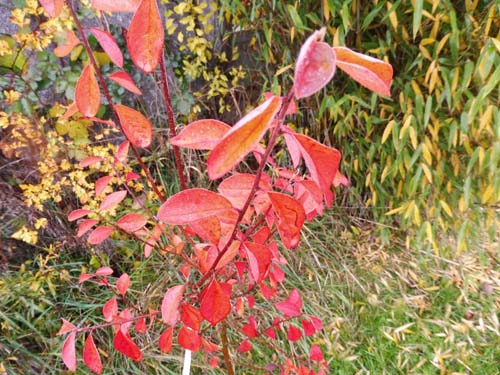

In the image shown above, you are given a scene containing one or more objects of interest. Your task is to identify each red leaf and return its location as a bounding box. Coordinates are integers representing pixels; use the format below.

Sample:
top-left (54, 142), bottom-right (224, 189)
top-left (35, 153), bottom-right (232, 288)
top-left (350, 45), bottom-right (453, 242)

top-left (95, 176), bottom-right (113, 196)
top-left (209, 356), bottom-right (219, 368)
top-left (115, 141), bottom-right (130, 163)
top-left (294, 180), bottom-right (324, 220)
top-left (75, 64), bottom-right (101, 118)
top-left (237, 340), bottom-right (253, 353)
top-left (301, 319), bottom-right (316, 337)
top-left (134, 317), bottom-right (147, 334)
top-left (54, 29), bottom-right (81, 57)
top-left (243, 242), bottom-right (271, 282)
top-left (57, 319), bottom-right (77, 336)
top-left (96, 266), bottom-right (114, 275)
top-left (116, 213), bottom-right (147, 232)
top-left (200, 279), bottom-right (232, 325)
top-left (79, 156), bottom-right (103, 168)
top-left (77, 219), bottom-right (99, 237)
top-left (68, 209), bottom-right (91, 222)
top-left (79, 273), bottom-right (95, 283)
top-left (310, 315), bottom-right (323, 331)
top-left (241, 316), bottom-right (258, 338)
top-left (264, 327), bottom-right (276, 339)
top-left (333, 46), bottom-right (393, 96)
top-left (293, 133), bottom-right (341, 205)
top-left (103, 297), bottom-right (118, 322)
top-left (218, 173), bottom-right (272, 210)
top-left (275, 289), bottom-right (302, 317)
top-left (334, 171), bottom-right (350, 187)
top-left (127, 0), bottom-right (164, 73)
top-left (178, 326), bottom-right (202, 351)
top-left (181, 304), bottom-right (203, 331)
top-left (114, 104), bottom-right (153, 148)
top-left (170, 119), bottom-right (231, 150)
top-left (113, 330), bottom-right (143, 361)
top-left (207, 96), bottom-right (282, 180)
top-left (91, 0), bottom-right (140, 12)
top-left (161, 284), bottom-right (185, 325)
top-left (90, 28), bottom-right (123, 68)
top-left (287, 324), bottom-right (302, 342)
top-left (116, 273), bottom-right (130, 295)
top-left (109, 71), bottom-right (142, 95)
top-left (87, 226), bottom-right (114, 245)
top-left (39, 0), bottom-right (63, 17)
top-left (294, 28), bottom-right (336, 99)
top-left (157, 188), bottom-right (233, 225)
top-left (83, 333), bottom-right (102, 374)
top-left (61, 332), bottom-right (77, 371)
top-left (268, 192), bottom-right (305, 249)
top-left (158, 326), bottom-right (173, 353)
top-left (99, 190), bottom-right (127, 211)
top-left (309, 345), bottom-right (324, 361)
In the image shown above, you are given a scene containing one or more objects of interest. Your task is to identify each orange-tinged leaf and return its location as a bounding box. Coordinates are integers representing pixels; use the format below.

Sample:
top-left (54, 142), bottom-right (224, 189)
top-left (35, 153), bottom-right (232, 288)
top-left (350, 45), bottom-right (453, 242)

top-left (109, 71), bottom-right (142, 94)
top-left (99, 190), bottom-right (127, 211)
top-left (91, 0), bottom-right (140, 12)
top-left (77, 219), bottom-right (99, 237)
top-left (61, 332), bottom-right (77, 371)
top-left (293, 133), bottom-right (341, 204)
top-left (54, 29), bottom-right (81, 57)
top-left (116, 213), bottom-right (147, 232)
top-left (333, 46), bottom-right (393, 96)
top-left (181, 304), bottom-right (203, 331)
top-left (68, 209), bottom-right (91, 222)
top-left (83, 333), bottom-right (102, 374)
top-left (87, 226), bottom-right (113, 245)
top-left (207, 96), bottom-right (282, 179)
top-left (39, 0), bottom-right (63, 17)
top-left (157, 188), bottom-right (233, 225)
top-left (127, 0), bottom-right (164, 73)
top-left (75, 64), bottom-right (100, 118)
top-left (116, 273), bottom-right (130, 295)
top-left (158, 326), bottom-right (173, 353)
top-left (161, 284), bottom-right (185, 325)
top-left (294, 28), bottom-right (336, 99)
top-left (79, 156), bottom-right (104, 168)
top-left (115, 141), bottom-right (130, 163)
top-left (268, 192), bottom-right (305, 249)
top-left (113, 330), bottom-right (143, 361)
top-left (170, 119), bottom-right (231, 150)
top-left (90, 28), bottom-right (124, 68)
top-left (200, 279), bottom-right (232, 325)
top-left (189, 216), bottom-right (221, 244)
top-left (178, 326), bottom-right (202, 351)
top-left (214, 240), bottom-right (240, 270)
top-left (57, 318), bottom-right (77, 336)
top-left (114, 104), bottom-right (152, 148)
top-left (218, 173), bottom-right (272, 210)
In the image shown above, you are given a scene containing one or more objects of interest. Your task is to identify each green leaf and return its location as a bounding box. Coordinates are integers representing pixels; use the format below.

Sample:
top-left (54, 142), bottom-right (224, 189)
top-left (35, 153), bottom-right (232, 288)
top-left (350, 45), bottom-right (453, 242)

top-left (412, 0), bottom-right (423, 40)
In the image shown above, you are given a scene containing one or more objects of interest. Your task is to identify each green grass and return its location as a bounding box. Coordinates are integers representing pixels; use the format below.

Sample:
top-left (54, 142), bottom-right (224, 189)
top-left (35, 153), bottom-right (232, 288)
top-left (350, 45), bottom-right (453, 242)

top-left (1, 212), bottom-right (499, 374)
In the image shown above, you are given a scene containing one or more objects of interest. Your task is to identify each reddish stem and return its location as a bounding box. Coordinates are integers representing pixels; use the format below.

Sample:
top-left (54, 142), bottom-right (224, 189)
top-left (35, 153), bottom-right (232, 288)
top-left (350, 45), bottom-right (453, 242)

top-left (65, 0), bottom-right (166, 202)
top-left (159, 53), bottom-right (187, 190)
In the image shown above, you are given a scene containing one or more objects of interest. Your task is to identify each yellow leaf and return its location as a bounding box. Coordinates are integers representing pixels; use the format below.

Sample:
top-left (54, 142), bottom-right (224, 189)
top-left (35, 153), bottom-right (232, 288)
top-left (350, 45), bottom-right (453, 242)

top-left (422, 163), bottom-right (433, 184)
top-left (386, 205), bottom-right (406, 216)
top-left (440, 200), bottom-right (453, 217)
top-left (382, 120), bottom-right (395, 144)
top-left (481, 185), bottom-right (494, 204)
top-left (409, 126), bottom-right (418, 149)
